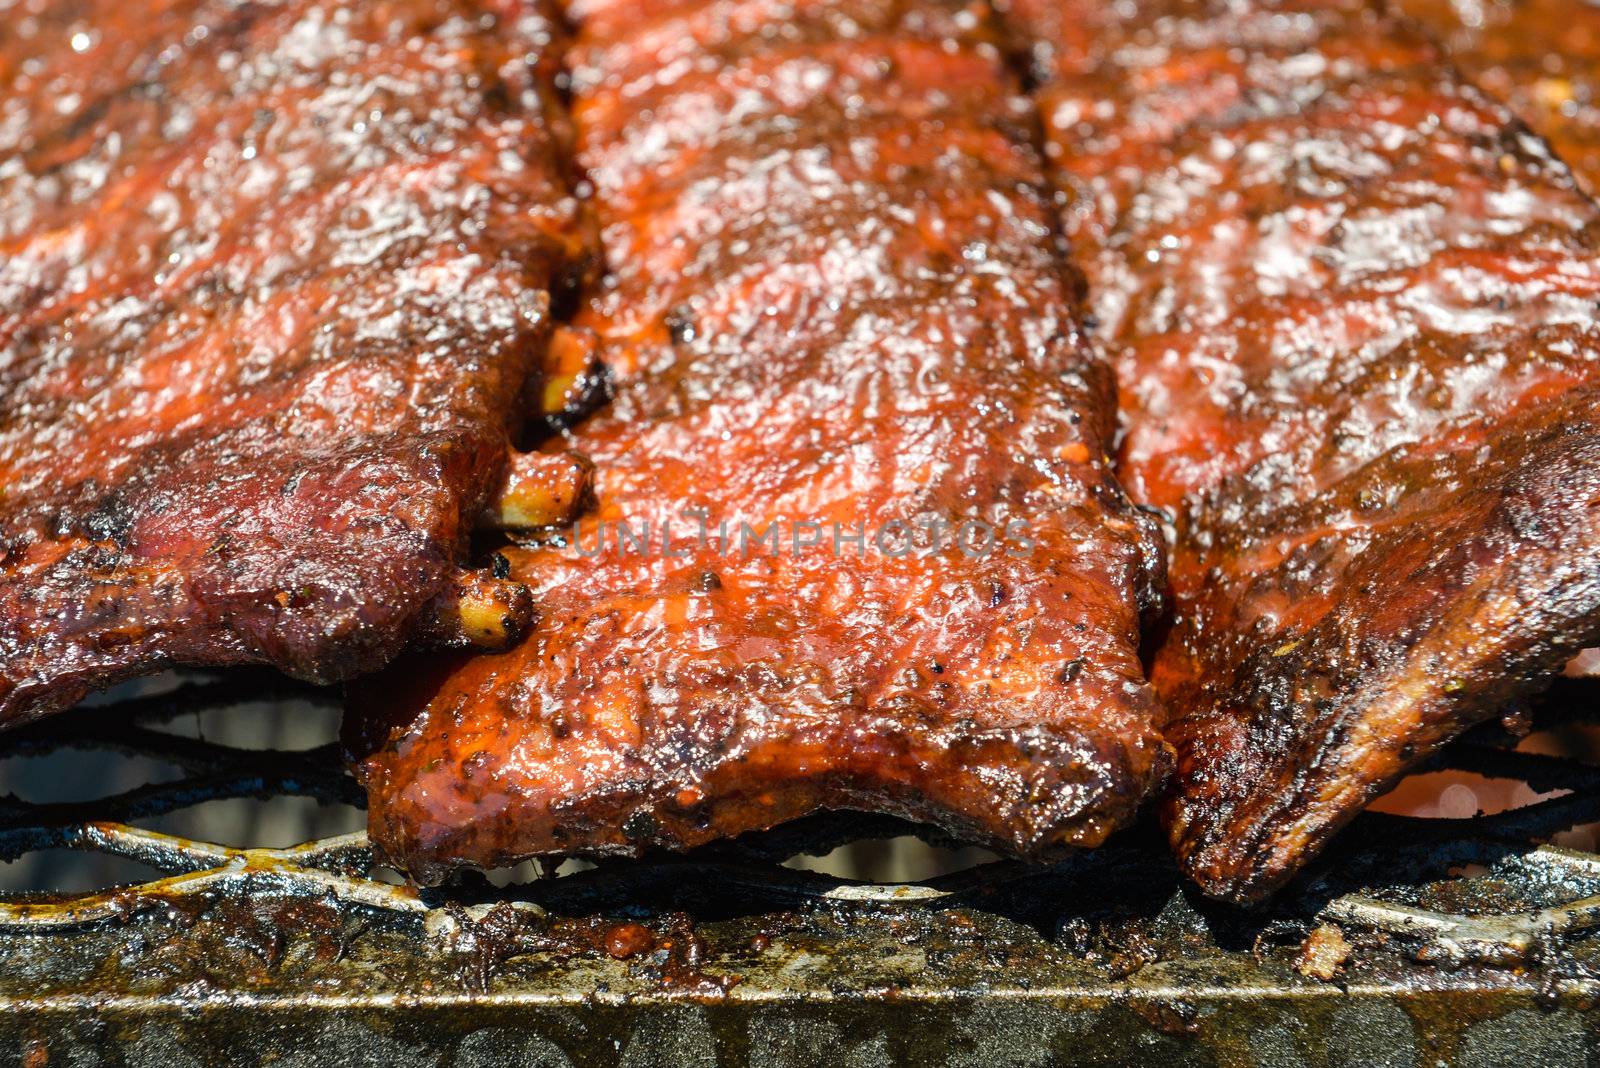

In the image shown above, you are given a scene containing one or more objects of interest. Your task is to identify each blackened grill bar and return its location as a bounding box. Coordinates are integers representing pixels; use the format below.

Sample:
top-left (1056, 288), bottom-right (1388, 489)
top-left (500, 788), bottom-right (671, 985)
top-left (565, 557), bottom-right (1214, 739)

top-left (12, 677), bottom-right (1600, 1065)
top-left (1004, 0), bottom-right (1600, 902)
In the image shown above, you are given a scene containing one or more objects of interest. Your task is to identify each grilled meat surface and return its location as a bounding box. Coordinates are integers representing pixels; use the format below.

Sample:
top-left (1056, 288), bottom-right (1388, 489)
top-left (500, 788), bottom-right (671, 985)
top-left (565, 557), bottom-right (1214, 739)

top-left (0, 0), bottom-right (590, 723)
top-left (1005, 0), bottom-right (1600, 901)
top-left (1397, 0), bottom-right (1600, 193)
top-left (348, 0), bottom-right (1170, 882)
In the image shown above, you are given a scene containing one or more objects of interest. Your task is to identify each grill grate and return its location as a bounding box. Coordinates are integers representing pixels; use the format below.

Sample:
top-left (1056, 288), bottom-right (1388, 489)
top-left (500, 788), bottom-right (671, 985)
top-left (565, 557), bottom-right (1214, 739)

top-left (3, 676), bottom-right (1600, 1064)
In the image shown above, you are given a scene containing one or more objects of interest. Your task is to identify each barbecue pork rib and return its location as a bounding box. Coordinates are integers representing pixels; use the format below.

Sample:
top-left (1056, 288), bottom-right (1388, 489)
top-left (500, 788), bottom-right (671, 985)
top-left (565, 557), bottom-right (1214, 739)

top-left (1397, 0), bottom-right (1600, 193)
top-left (347, 0), bottom-right (1170, 882)
top-left (0, 0), bottom-right (592, 724)
top-left (1004, 0), bottom-right (1600, 902)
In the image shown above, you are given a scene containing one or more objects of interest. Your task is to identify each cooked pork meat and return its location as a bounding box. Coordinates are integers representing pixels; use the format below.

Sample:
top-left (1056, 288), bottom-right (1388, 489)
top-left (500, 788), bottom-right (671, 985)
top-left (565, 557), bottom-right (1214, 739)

top-left (1397, 0), bottom-right (1600, 193)
top-left (347, 0), bottom-right (1170, 882)
top-left (1005, 0), bottom-right (1600, 901)
top-left (0, 0), bottom-right (592, 724)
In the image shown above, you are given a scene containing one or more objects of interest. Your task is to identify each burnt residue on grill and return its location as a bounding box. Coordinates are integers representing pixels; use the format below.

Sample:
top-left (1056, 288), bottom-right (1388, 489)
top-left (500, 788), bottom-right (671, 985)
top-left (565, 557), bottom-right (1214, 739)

top-left (12, 695), bottom-right (1600, 1057)
top-left (6, 847), bottom-right (1600, 1065)
top-left (431, 903), bottom-right (735, 996)
top-left (7, 627), bottom-right (1600, 1064)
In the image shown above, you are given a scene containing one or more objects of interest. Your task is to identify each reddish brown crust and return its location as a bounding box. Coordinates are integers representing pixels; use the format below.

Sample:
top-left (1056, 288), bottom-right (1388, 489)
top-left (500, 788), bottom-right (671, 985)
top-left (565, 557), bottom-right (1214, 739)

top-left (1396, 0), bottom-right (1600, 194)
top-left (348, 0), bottom-right (1170, 883)
top-left (0, 0), bottom-right (591, 723)
top-left (1005, 0), bottom-right (1600, 901)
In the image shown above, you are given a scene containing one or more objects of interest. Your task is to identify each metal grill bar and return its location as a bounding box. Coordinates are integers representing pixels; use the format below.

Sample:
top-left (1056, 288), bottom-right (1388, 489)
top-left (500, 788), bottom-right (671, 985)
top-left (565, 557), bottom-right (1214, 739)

top-left (2, 677), bottom-right (1600, 1065)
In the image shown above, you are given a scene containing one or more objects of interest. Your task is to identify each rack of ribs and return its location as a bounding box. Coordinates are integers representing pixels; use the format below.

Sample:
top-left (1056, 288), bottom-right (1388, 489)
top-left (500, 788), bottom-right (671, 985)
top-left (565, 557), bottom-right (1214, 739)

top-left (346, 0), bottom-right (1171, 882)
top-left (1396, 0), bottom-right (1600, 194)
top-left (1002, 0), bottom-right (1600, 901)
top-left (0, 0), bottom-right (595, 724)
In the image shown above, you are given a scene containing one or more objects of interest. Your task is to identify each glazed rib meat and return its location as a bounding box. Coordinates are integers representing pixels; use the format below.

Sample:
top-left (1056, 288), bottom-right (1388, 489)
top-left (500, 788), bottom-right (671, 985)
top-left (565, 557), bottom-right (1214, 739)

top-left (347, 0), bottom-right (1170, 881)
top-left (1005, 0), bottom-right (1600, 901)
top-left (1397, 0), bottom-right (1600, 193)
top-left (0, 0), bottom-right (591, 723)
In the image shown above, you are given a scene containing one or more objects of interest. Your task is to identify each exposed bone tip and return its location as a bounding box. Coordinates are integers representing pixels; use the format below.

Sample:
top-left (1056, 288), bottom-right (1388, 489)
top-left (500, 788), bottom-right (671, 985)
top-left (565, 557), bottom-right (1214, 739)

top-left (417, 569), bottom-right (535, 651)
top-left (539, 325), bottom-right (607, 423)
top-left (480, 449), bottom-right (593, 531)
